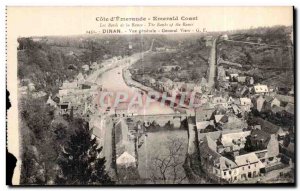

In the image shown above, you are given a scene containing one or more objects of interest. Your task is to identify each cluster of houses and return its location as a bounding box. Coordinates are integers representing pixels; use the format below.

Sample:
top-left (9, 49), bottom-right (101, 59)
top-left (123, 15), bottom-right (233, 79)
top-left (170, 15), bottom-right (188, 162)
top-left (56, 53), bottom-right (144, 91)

top-left (217, 66), bottom-right (255, 92)
top-left (47, 72), bottom-right (102, 120)
top-left (131, 73), bottom-right (209, 105)
top-left (130, 63), bottom-right (293, 119)
top-left (190, 96), bottom-right (292, 183)
top-left (196, 121), bottom-right (285, 183)
top-left (188, 71), bottom-right (295, 183)
top-left (79, 55), bottom-right (126, 73)
top-left (217, 66), bottom-right (294, 118)
top-left (122, 49), bottom-right (294, 183)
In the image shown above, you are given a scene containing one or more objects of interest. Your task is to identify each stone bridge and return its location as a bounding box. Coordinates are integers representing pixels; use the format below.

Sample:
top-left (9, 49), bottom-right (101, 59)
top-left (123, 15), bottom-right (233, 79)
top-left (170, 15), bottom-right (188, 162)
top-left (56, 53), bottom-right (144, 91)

top-left (129, 113), bottom-right (188, 129)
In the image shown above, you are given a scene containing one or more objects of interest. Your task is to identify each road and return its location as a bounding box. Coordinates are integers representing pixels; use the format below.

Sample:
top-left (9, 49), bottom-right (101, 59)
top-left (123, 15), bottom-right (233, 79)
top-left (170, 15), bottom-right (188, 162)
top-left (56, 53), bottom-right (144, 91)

top-left (207, 38), bottom-right (217, 89)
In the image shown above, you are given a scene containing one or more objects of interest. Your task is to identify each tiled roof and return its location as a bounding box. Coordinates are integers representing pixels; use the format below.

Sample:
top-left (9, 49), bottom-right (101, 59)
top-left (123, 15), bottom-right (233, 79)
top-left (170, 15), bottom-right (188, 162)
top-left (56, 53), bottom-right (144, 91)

top-left (222, 116), bottom-right (247, 130)
top-left (285, 103), bottom-right (294, 115)
top-left (198, 131), bottom-right (222, 142)
top-left (221, 131), bottom-right (251, 147)
top-left (235, 152), bottom-right (261, 166)
top-left (264, 96), bottom-right (274, 102)
top-left (196, 121), bottom-right (211, 130)
top-left (253, 117), bottom-right (280, 134)
top-left (271, 105), bottom-right (285, 113)
top-left (116, 151), bottom-right (136, 165)
top-left (219, 156), bottom-right (237, 169)
top-left (200, 135), bottom-right (238, 170)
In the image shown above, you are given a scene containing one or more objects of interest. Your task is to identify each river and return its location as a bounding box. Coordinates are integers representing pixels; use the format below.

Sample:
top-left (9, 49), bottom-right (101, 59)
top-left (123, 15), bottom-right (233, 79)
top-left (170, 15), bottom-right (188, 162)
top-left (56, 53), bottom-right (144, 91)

top-left (94, 52), bottom-right (188, 183)
top-left (95, 52), bottom-right (175, 115)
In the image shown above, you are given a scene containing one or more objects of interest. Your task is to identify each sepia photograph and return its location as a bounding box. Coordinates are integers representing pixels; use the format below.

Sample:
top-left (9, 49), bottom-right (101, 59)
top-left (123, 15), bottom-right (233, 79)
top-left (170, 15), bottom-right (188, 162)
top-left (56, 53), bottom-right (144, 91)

top-left (6, 6), bottom-right (295, 186)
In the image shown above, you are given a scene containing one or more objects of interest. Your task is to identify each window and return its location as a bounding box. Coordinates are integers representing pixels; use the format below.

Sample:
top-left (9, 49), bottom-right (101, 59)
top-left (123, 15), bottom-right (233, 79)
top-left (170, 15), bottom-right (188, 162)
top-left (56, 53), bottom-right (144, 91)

top-left (248, 165), bottom-right (251, 169)
top-left (229, 171), bottom-right (232, 175)
top-left (242, 167), bottom-right (244, 170)
top-left (224, 171), bottom-right (226, 176)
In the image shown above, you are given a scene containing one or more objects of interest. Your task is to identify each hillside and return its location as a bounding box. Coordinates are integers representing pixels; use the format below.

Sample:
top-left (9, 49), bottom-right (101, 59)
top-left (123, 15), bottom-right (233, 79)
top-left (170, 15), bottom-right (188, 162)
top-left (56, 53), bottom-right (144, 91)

top-left (219, 26), bottom-right (294, 88)
top-left (130, 36), bottom-right (210, 83)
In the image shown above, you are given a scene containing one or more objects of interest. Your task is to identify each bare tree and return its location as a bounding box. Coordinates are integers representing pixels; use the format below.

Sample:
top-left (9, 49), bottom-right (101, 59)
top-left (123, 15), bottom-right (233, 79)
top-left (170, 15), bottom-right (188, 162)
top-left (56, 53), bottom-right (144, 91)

top-left (149, 137), bottom-right (187, 184)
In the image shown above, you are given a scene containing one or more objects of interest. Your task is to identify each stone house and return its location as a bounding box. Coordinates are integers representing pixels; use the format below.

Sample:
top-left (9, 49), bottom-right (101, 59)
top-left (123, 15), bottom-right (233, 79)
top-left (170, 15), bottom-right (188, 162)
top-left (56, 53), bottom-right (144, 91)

top-left (218, 131), bottom-right (251, 156)
top-left (199, 135), bottom-right (265, 183)
top-left (212, 96), bottom-right (228, 108)
top-left (239, 97), bottom-right (252, 112)
top-left (253, 84), bottom-right (269, 95)
top-left (237, 76), bottom-right (247, 84)
top-left (234, 153), bottom-right (265, 180)
top-left (247, 129), bottom-right (280, 166)
top-left (262, 96), bottom-right (281, 111)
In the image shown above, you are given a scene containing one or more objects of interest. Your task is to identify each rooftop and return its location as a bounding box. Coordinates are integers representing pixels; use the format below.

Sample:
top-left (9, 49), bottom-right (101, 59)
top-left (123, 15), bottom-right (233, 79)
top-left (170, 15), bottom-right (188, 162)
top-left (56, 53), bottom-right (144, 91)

top-left (235, 152), bottom-right (262, 167)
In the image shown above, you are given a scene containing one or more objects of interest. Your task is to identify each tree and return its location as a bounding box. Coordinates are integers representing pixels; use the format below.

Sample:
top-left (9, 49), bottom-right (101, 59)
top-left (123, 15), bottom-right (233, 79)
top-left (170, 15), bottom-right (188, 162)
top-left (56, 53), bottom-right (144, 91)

top-left (19, 96), bottom-right (62, 184)
top-left (149, 137), bottom-right (187, 184)
top-left (20, 97), bottom-right (55, 139)
top-left (57, 119), bottom-right (113, 185)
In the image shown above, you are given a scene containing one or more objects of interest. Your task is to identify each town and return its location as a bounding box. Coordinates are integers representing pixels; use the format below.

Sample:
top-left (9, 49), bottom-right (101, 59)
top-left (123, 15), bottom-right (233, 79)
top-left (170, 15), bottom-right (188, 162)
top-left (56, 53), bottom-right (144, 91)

top-left (17, 26), bottom-right (294, 185)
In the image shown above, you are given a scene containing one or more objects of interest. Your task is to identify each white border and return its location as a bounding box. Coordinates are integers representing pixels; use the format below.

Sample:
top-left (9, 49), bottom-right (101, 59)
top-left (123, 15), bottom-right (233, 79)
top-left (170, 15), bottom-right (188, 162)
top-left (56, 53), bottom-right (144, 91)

top-left (1, 0), bottom-right (298, 191)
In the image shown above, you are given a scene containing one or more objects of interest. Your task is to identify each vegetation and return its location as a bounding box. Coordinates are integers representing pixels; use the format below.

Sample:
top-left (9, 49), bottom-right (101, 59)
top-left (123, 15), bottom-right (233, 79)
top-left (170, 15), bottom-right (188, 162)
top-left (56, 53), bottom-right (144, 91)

top-left (18, 35), bottom-right (145, 185)
top-left (17, 35), bottom-right (158, 94)
top-left (130, 37), bottom-right (210, 83)
top-left (18, 38), bottom-right (84, 94)
top-left (219, 26), bottom-right (293, 88)
top-left (247, 108), bottom-right (294, 131)
top-left (20, 96), bottom-right (57, 184)
top-left (117, 166), bottom-right (143, 184)
top-left (19, 97), bottom-right (112, 185)
top-left (149, 137), bottom-right (187, 184)
top-left (56, 120), bottom-right (113, 185)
